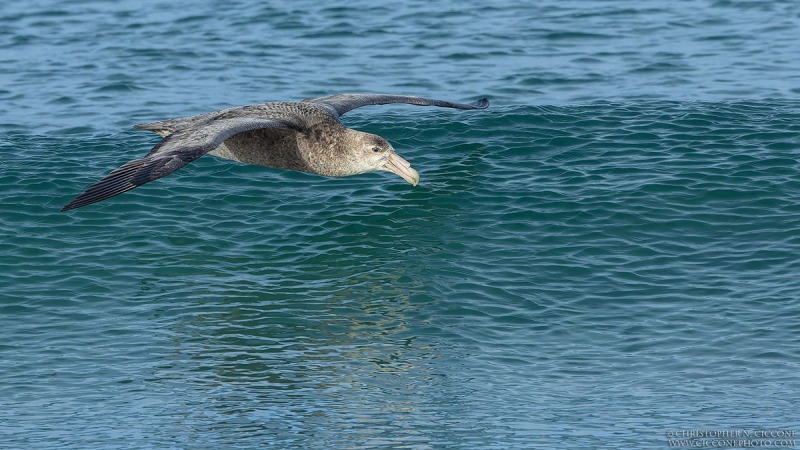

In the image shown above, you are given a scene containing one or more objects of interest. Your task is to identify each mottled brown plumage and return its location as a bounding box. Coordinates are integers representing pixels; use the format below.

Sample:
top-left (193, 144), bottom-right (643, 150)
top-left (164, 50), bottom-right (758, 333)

top-left (61, 93), bottom-right (489, 211)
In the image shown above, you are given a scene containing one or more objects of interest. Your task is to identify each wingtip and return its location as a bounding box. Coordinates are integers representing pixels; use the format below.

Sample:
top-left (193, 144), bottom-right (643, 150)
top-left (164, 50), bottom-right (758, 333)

top-left (472, 98), bottom-right (490, 109)
top-left (60, 196), bottom-right (82, 211)
top-left (60, 199), bottom-right (85, 211)
top-left (60, 197), bottom-right (90, 212)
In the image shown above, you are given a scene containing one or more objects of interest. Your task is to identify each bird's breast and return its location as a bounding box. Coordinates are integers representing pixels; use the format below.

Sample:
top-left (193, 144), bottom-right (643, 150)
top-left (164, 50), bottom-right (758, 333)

top-left (208, 128), bottom-right (324, 175)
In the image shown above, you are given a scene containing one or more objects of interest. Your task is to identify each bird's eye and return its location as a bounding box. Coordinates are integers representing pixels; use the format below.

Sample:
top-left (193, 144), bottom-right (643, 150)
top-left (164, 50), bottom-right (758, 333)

top-left (372, 147), bottom-right (381, 153)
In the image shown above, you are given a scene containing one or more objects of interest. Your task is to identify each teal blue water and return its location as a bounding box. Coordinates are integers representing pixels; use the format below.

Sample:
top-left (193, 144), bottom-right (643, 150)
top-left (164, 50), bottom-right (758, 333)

top-left (2, 1), bottom-right (800, 448)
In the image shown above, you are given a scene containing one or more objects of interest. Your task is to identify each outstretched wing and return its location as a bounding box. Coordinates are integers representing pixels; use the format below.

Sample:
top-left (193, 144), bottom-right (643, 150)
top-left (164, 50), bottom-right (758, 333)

top-left (302, 93), bottom-right (489, 117)
top-left (61, 117), bottom-right (302, 211)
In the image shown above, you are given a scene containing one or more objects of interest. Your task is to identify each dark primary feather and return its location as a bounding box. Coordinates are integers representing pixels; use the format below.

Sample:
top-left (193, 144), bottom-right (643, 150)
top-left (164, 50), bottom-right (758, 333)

top-left (61, 117), bottom-right (301, 211)
top-left (303, 93), bottom-right (489, 117)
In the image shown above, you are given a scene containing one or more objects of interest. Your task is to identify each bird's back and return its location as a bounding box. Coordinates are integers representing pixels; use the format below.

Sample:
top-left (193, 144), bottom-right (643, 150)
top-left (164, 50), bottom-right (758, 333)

top-left (133, 101), bottom-right (335, 136)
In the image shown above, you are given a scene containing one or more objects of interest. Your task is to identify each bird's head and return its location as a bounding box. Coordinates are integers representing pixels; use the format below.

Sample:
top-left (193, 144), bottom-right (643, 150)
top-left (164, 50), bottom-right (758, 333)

top-left (346, 131), bottom-right (420, 186)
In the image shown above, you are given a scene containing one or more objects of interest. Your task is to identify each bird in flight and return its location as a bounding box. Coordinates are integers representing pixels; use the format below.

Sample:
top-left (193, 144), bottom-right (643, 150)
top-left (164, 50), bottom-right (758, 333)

top-left (61, 93), bottom-right (489, 211)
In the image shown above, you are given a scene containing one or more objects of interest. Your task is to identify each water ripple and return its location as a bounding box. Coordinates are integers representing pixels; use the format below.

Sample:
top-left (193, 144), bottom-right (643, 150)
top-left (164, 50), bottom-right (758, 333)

top-left (1, 0), bottom-right (800, 443)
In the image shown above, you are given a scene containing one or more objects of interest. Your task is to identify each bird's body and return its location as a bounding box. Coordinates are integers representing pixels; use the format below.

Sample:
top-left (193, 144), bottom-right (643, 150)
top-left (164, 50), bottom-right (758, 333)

top-left (61, 94), bottom-right (489, 211)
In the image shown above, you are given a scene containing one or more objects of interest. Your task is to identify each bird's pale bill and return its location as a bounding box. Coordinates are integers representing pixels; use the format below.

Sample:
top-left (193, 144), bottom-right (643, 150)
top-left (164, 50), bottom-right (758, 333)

top-left (384, 152), bottom-right (419, 186)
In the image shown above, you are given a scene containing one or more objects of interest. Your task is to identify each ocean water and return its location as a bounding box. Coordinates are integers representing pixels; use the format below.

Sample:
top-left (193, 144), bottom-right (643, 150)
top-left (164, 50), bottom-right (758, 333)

top-left (2, 1), bottom-right (800, 449)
